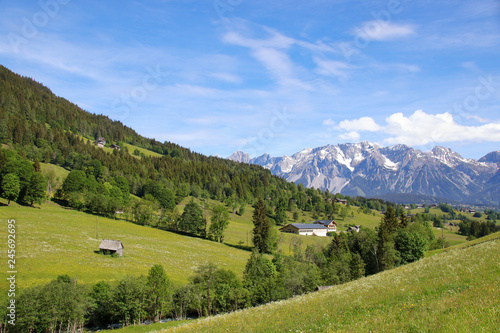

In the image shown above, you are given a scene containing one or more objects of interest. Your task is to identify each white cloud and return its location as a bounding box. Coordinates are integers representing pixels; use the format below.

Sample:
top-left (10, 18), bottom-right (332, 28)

top-left (338, 116), bottom-right (381, 132)
top-left (314, 57), bottom-right (351, 78)
top-left (252, 47), bottom-right (311, 89)
top-left (333, 110), bottom-right (500, 146)
top-left (384, 110), bottom-right (500, 145)
top-left (354, 20), bottom-right (416, 41)
top-left (322, 118), bottom-right (335, 127)
top-left (222, 22), bottom-right (340, 90)
top-left (209, 72), bottom-right (242, 84)
top-left (339, 131), bottom-right (360, 141)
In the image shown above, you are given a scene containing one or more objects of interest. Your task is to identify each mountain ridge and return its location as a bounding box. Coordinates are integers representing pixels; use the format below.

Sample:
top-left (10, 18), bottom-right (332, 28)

top-left (228, 142), bottom-right (500, 206)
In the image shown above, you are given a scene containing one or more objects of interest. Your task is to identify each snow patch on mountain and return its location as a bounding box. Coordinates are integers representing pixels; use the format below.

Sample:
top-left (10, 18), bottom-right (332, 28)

top-left (227, 142), bottom-right (500, 205)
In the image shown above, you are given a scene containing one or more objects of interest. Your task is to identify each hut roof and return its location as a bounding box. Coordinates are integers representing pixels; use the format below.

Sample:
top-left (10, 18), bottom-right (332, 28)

top-left (99, 239), bottom-right (124, 251)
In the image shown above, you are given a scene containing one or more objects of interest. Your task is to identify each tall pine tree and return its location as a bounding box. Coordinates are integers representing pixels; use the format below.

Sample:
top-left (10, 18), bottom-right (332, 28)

top-left (377, 206), bottom-right (400, 271)
top-left (252, 198), bottom-right (272, 253)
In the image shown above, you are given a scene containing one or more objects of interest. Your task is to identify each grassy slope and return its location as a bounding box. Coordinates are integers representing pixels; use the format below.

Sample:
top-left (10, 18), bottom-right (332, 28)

top-left (0, 196), bottom-right (469, 296)
top-left (120, 142), bottom-right (163, 158)
top-left (39, 162), bottom-right (70, 182)
top-left (75, 135), bottom-right (163, 158)
top-left (161, 233), bottom-right (500, 333)
top-left (0, 200), bottom-right (251, 295)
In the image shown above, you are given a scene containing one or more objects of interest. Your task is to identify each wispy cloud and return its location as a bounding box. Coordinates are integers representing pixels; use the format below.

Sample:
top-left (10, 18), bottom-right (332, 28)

top-left (222, 21), bottom-right (341, 90)
top-left (314, 57), bottom-right (352, 78)
top-left (353, 20), bottom-right (416, 41)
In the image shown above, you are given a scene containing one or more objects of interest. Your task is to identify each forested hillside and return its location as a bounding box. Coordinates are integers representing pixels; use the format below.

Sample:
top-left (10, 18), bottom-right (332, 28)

top-left (0, 65), bottom-right (293, 204)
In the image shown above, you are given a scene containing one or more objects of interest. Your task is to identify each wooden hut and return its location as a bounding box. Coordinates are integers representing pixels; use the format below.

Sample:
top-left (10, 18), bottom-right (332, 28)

top-left (99, 239), bottom-right (124, 256)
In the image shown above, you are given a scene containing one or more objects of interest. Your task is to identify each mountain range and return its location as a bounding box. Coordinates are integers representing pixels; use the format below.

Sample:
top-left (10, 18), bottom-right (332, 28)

top-left (228, 142), bottom-right (500, 206)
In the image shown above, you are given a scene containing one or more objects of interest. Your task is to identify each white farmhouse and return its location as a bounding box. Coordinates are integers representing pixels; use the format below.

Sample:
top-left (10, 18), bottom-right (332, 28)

top-left (279, 223), bottom-right (328, 237)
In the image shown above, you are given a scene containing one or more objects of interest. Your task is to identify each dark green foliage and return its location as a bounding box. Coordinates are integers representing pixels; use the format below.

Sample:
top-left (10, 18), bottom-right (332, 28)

top-left (243, 250), bottom-right (277, 305)
top-left (458, 220), bottom-right (499, 238)
top-left (13, 275), bottom-right (91, 333)
top-left (89, 281), bottom-right (114, 327)
top-left (433, 216), bottom-right (443, 228)
top-left (25, 171), bottom-right (46, 206)
top-left (147, 264), bottom-right (172, 322)
top-left (172, 283), bottom-right (203, 319)
top-left (178, 200), bottom-right (206, 236)
top-left (377, 206), bottom-right (400, 271)
top-left (113, 275), bottom-right (148, 326)
top-left (347, 228), bottom-right (378, 275)
top-left (252, 198), bottom-right (274, 253)
top-left (1, 173), bottom-right (20, 205)
top-left (190, 263), bottom-right (248, 316)
top-left (62, 170), bottom-right (87, 193)
top-left (208, 203), bottom-right (230, 242)
top-left (394, 230), bottom-right (427, 264)
top-left (238, 204), bottom-right (246, 216)
top-left (274, 197), bottom-right (287, 225)
top-left (278, 257), bottom-right (321, 297)
top-left (114, 175), bottom-right (130, 202)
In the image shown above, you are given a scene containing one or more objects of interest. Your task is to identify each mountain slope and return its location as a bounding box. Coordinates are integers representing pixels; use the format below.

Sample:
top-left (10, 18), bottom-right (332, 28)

top-left (228, 143), bottom-right (500, 205)
top-left (0, 65), bottom-right (293, 203)
top-left (161, 233), bottom-right (500, 332)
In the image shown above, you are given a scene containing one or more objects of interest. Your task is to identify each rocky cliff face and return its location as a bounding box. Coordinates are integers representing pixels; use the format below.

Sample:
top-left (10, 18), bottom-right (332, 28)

top-left (228, 142), bottom-right (500, 206)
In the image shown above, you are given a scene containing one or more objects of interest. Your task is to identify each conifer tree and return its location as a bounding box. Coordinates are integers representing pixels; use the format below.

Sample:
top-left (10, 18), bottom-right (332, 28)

top-left (377, 206), bottom-right (400, 271)
top-left (252, 198), bottom-right (272, 253)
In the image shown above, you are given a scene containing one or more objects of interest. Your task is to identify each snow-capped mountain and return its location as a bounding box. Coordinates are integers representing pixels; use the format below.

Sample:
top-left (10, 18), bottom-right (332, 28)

top-left (228, 142), bottom-right (500, 206)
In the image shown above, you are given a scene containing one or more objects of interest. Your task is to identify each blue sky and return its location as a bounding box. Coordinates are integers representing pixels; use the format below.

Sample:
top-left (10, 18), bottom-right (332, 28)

top-left (0, 0), bottom-right (499, 159)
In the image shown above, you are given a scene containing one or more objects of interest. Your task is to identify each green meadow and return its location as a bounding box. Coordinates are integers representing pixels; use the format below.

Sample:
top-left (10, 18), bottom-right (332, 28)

top-left (158, 233), bottom-right (500, 333)
top-left (0, 193), bottom-right (469, 298)
top-left (0, 200), bottom-right (251, 295)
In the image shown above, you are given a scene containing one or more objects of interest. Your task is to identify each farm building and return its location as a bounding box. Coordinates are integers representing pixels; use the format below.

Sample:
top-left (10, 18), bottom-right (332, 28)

top-left (99, 239), bottom-right (124, 256)
top-left (313, 220), bottom-right (337, 232)
top-left (94, 137), bottom-right (106, 148)
top-left (279, 223), bottom-right (328, 237)
top-left (346, 225), bottom-right (361, 233)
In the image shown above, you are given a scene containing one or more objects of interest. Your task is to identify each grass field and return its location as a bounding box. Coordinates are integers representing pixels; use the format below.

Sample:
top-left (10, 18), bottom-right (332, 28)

top-left (0, 200), bottom-right (252, 295)
top-left (0, 194), bottom-right (470, 298)
top-left (120, 142), bottom-right (163, 158)
top-left (157, 233), bottom-right (500, 333)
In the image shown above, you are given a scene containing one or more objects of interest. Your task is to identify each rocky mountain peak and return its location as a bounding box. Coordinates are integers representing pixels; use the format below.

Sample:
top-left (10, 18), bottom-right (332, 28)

top-left (227, 151), bottom-right (251, 163)
top-left (226, 142), bottom-right (500, 206)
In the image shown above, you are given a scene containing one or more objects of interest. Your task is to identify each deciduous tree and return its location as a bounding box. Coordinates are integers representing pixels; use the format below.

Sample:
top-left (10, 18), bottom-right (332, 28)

top-left (208, 203), bottom-right (229, 243)
top-left (1, 173), bottom-right (20, 205)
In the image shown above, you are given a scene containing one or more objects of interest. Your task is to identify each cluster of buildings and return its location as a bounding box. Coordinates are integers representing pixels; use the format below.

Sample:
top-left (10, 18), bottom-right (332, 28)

top-left (279, 220), bottom-right (360, 237)
top-left (94, 137), bottom-right (120, 150)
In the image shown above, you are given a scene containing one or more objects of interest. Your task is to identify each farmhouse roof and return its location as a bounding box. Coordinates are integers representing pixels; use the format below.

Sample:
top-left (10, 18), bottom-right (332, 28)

top-left (288, 223), bottom-right (327, 229)
top-left (99, 239), bottom-right (124, 251)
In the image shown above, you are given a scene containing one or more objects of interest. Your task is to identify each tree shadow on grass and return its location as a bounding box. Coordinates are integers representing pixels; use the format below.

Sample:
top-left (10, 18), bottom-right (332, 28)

top-left (223, 242), bottom-right (253, 252)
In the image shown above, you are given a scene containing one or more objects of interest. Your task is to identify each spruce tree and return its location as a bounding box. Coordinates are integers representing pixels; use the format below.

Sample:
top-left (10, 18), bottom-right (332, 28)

top-left (252, 198), bottom-right (271, 253)
top-left (377, 206), bottom-right (400, 271)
